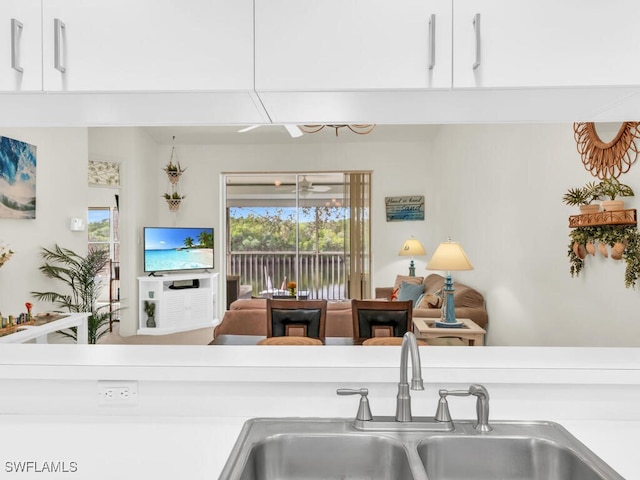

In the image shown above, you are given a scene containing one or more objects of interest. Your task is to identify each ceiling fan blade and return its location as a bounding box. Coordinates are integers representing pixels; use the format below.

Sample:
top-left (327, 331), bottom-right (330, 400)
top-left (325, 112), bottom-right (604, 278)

top-left (284, 125), bottom-right (303, 138)
top-left (238, 125), bottom-right (261, 133)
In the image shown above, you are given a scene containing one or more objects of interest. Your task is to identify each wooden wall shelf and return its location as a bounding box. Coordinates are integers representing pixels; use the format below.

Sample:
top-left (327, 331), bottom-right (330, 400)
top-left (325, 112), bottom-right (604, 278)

top-left (569, 209), bottom-right (637, 228)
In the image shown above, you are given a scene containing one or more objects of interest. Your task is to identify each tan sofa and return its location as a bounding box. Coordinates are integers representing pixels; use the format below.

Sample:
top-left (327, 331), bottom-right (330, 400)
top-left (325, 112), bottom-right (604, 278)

top-left (375, 274), bottom-right (488, 329)
top-left (213, 298), bottom-right (354, 339)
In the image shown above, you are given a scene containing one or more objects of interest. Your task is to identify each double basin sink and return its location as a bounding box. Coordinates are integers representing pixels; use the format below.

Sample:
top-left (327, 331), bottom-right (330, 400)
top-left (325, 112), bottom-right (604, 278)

top-left (218, 417), bottom-right (624, 480)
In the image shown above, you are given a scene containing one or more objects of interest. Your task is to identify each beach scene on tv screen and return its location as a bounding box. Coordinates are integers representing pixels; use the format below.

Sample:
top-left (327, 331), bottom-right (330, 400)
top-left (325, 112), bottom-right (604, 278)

top-left (145, 228), bottom-right (214, 272)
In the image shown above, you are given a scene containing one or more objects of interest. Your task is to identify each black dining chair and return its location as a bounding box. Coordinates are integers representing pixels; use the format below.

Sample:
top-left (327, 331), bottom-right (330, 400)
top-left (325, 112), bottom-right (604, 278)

top-left (266, 299), bottom-right (328, 343)
top-left (351, 300), bottom-right (413, 344)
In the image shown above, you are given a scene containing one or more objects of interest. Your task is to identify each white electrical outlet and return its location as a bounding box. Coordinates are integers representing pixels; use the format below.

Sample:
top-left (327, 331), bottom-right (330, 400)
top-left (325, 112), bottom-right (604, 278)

top-left (98, 380), bottom-right (138, 406)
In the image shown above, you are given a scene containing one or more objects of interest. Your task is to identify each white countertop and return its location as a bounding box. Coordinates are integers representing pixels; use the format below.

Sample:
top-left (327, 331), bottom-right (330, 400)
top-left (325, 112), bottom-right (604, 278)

top-left (0, 416), bottom-right (635, 479)
top-left (0, 344), bottom-right (638, 478)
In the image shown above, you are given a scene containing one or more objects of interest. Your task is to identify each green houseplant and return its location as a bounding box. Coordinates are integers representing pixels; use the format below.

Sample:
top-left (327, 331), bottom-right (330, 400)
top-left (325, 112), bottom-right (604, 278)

top-left (568, 225), bottom-right (640, 288)
top-left (598, 177), bottom-right (634, 211)
top-left (31, 245), bottom-right (113, 344)
top-left (163, 159), bottom-right (186, 185)
top-left (144, 300), bottom-right (156, 328)
top-left (163, 191), bottom-right (186, 212)
top-left (562, 181), bottom-right (601, 214)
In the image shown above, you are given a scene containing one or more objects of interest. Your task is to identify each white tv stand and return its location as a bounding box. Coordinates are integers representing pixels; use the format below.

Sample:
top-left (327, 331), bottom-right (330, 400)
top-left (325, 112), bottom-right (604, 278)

top-left (137, 272), bottom-right (218, 335)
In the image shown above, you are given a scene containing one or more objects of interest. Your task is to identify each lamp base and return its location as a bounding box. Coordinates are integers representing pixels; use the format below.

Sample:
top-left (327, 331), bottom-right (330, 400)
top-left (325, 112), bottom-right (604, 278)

top-left (434, 320), bottom-right (464, 328)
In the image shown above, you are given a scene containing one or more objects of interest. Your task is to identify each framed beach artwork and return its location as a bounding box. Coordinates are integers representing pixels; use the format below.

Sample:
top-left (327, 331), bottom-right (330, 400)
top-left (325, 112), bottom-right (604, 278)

top-left (0, 136), bottom-right (37, 219)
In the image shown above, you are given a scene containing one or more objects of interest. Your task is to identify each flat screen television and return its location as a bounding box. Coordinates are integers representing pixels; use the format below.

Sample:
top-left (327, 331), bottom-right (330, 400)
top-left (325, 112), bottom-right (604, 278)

top-left (143, 227), bottom-right (214, 274)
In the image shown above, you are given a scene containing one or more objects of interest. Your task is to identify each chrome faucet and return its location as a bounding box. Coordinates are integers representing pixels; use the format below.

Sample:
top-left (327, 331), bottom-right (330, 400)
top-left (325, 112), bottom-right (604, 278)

top-left (395, 331), bottom-right (424, 422)
top-left (338, 331), bottom-right (453, 432)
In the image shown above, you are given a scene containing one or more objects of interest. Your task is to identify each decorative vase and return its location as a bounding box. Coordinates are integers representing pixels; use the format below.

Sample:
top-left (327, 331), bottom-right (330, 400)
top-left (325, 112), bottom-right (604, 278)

top-left (146, 316), bottom-right (156, 328)
top-left (288, 288), bottom-right (296, 297)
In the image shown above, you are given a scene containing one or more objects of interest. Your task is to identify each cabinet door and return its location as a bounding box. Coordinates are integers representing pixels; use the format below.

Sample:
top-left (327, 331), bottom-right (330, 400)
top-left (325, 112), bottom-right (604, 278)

top-left (453, 0), bottom-right (640, 88)
top-left (0, 0), bottom-right (42, 91)
top-left (255, 0), bottom-right (451, 90)
top-left (42, 0), bottom-right (253, 91)
top-left (161, 292), bottom-right (187, 329)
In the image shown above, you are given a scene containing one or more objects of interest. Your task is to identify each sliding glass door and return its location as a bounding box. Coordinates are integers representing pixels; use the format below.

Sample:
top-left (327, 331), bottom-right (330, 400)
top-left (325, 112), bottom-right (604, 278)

top-left (225, 172), bottom-right (370, 300)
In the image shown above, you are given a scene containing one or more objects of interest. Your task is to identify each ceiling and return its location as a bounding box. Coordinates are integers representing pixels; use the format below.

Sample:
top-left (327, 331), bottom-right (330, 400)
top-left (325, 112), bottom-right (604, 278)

top-left (141, 124), bottom-right (440, 145)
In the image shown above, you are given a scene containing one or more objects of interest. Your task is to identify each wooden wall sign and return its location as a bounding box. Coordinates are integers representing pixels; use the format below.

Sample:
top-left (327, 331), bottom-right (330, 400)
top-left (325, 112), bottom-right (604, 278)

top-left (385, 196), bottom-right (425, 222)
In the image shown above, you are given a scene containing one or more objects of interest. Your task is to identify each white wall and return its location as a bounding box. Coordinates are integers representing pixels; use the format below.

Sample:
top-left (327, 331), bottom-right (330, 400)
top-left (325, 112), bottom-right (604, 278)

top-left (0, 128), bottom-right (88, 316)
top-left (88, 128), bottom-right (158, 336)
top-left (431, 123), bottom-right (640, 346)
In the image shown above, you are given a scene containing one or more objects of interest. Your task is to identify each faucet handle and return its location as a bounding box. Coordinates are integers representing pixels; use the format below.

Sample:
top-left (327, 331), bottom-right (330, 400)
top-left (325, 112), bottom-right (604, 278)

top-left (435, 385), bottom-right (492, 432)
top-left (337, 388), bottom-right (373, 421)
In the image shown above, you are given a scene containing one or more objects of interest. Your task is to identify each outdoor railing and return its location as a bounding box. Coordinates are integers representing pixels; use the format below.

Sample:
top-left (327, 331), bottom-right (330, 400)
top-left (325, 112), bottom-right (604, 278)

top-left (228, 251), bottom-right (349, 300)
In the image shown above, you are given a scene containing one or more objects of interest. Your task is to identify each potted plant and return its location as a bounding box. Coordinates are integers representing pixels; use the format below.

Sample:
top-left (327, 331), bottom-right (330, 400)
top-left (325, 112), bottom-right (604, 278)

top-left (597, 177), bottom-right (634, 211)
top-left (568, 225), bottom-right (640, 288)
top-left (31, 245), bottom-right (114, 344)
top-left (562, 181), bottom-right (601, 214)
top-left (144, 301), bottom-right (156, 328)
top-left (163, 191), bottom-right (186, 212)
top-left (163, 159), bottom-right (186, 185)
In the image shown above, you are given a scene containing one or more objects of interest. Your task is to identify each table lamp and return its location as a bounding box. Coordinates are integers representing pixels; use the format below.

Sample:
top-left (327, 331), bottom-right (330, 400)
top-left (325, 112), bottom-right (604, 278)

top-left (398, 237), bottom-right (426, 276)
top-left (426, 238), bottom-right (474, 327)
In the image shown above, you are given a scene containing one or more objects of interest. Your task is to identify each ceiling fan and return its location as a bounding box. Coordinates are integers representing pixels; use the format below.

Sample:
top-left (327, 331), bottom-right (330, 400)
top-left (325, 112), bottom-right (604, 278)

top-left (293, 176), bottom-right (331, 193)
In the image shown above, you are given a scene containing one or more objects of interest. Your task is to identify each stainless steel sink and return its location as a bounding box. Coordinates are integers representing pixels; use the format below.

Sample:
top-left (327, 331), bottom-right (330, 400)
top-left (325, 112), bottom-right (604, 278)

top-left (237, 433), bottom-right (413, 480)
top-left (218, 418), bottom-right (624, 480)
top-left (417, 422), bottom-right (622, 480)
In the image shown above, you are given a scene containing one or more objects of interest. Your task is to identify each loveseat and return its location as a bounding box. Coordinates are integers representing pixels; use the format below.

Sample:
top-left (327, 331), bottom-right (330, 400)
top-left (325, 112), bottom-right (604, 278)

top-left (375, 274), bottom-right (488, 329)
top-left (213, 298), bottom-right (353, 339)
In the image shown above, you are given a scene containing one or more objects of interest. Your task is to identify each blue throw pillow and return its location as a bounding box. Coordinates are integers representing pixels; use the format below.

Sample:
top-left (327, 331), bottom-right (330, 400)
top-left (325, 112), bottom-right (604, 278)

top-left (397, 282), bottom-right (425, 307)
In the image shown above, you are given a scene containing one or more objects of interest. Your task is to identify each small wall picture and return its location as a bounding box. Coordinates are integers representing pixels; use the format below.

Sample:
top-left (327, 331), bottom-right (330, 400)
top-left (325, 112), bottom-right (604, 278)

top-left (385, 195), bottom-right (425, 222)
top-left (88, 160), bottom-right (120, 186)
top-left (0, 136), bottom-right (37, 219)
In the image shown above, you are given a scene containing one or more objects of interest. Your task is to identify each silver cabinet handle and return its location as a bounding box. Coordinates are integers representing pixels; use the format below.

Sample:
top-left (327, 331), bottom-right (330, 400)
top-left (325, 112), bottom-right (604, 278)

top-left (11, 18), bottom-right (24, 73)
top-left (472, 13), bottom-right (481, 69)
top-left (428, 14), bottom-right (436, 70)
top-left (54, 18), bottom-right (66, 73)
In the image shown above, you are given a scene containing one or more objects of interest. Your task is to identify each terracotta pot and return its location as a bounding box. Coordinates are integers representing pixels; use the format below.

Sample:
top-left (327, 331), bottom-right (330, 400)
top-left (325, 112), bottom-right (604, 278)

top-left (573, 242), bottom-right (587, 259)
top-left (598, 242), bottom-right (609, 258)
top-left (586, 242), bottom-right (596, 256)
top-left (611, 242), bottom-right (626, 260)
top-left (601, 200), bottom-right (625, 211)
top-left (579, 204), bottom-right (600, 214)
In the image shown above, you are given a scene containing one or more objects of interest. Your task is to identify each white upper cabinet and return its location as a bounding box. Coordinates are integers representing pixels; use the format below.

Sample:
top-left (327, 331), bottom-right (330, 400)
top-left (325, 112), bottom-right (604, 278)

top-left (453, 0), bottom-right (640, 88)
top-left (255, 0), bottom-right (452, 91)
top-left (42, 0), bottom-right (254, 91)
top-left (0, 0), bottom-right (42, 91)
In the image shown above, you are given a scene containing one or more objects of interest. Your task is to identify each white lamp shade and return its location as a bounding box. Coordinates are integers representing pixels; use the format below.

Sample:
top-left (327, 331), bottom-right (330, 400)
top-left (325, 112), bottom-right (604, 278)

top-left (427, 241), bottom-right (473, 271)
top-left (399, 238), bottom-right (426, 257)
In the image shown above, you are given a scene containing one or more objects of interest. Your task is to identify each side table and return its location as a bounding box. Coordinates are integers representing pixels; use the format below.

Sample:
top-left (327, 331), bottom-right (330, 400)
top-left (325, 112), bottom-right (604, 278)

top-left (412, 317), bottom-right (486, 346)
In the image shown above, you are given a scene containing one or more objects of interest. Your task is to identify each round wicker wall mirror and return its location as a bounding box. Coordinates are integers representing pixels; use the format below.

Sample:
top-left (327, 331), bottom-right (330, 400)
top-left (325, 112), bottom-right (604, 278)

top-left (573, 121), bottom-right (640, 179)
